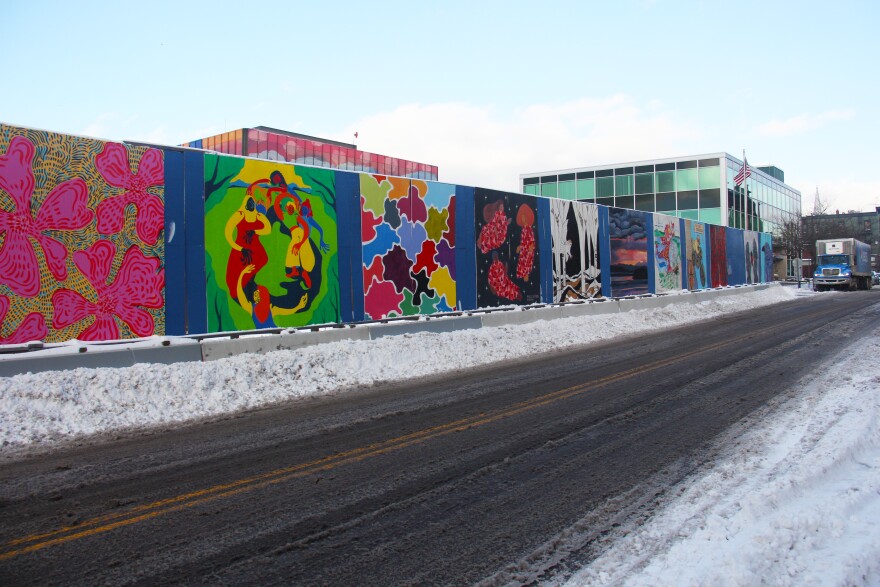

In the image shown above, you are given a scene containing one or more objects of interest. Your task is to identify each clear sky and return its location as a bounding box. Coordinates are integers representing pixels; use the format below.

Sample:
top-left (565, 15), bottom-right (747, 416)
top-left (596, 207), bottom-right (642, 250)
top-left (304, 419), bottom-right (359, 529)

top-left (2, 0), bottom-right (878, 214)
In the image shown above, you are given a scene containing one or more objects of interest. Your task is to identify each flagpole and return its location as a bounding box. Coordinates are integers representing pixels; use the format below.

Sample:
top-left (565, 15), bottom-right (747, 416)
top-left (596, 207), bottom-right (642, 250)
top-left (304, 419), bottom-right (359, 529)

top-left (743, 149), bottom-right (748, 232)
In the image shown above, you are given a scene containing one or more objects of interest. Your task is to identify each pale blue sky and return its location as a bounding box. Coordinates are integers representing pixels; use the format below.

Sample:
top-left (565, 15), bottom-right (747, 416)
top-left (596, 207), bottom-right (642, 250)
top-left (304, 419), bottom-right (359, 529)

top-left (2, 0), bottom-right (878, 212)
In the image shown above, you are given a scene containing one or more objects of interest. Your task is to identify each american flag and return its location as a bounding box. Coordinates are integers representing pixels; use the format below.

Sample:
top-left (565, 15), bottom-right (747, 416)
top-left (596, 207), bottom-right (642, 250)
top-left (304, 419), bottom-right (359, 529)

top-left (733, 156), bottom-right (751, 185)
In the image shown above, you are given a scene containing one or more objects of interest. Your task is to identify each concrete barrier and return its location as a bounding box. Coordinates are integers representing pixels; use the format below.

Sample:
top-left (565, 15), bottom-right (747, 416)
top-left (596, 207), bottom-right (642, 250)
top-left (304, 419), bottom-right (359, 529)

top-left (368, 315), bottom-right (483, 339)
top-left (0, 284), bottom-right (778, 376)
top-left (201, 327), bottom-right (371, 361)
top-left (0, 339), bottom-right (204, 378)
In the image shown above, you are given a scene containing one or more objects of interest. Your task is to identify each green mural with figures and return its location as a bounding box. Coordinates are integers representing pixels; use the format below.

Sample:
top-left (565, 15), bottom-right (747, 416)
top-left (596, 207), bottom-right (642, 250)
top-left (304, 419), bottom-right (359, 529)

top-left (204, 154), bottom-right (339, 332)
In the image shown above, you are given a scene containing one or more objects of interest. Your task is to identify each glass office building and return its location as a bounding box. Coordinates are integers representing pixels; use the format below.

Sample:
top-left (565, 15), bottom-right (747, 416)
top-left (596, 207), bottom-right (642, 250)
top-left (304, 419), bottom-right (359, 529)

top-left (521, 153), bottom-right (801, 237)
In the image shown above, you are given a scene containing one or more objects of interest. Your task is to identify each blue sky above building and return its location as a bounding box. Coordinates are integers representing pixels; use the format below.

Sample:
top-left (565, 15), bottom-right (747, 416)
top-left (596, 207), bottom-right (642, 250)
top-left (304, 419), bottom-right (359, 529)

top-left (2, 0), bottom-right (877, 212)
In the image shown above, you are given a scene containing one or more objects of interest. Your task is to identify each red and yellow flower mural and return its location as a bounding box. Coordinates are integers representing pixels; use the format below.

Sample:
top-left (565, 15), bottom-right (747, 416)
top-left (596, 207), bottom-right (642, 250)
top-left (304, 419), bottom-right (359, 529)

top-left (0, 124), bottom-right (165, 343)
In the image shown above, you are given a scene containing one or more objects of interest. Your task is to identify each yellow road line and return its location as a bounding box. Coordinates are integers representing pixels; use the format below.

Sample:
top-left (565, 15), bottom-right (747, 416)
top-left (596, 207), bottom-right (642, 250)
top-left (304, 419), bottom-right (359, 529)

top-left (0, 304), bottom-right (837, 561)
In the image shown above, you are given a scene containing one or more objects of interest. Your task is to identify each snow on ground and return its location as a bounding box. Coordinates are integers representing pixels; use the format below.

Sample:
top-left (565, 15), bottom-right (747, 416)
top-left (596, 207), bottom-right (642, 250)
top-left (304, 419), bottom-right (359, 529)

top-left (0, 286), bottom-right (799, 454)
top-left (3, 284), bottom-right (879, 585)
top-left (563, 297), bottom-right (880, 587)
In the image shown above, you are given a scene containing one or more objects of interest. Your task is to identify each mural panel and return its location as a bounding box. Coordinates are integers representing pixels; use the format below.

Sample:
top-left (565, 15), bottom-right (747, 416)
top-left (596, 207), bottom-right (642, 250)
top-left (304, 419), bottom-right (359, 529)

top-left (760, 233), bottom-right (773, 282)
top-left (609, 208), bottom-right (649, 296)
top-left (726, 227), bottom-right (746, 286)
top-left (0, 124), bottom-right (165, 343)
top-left (710, 224), bottom-right (727, 287)
top-left (652, 213), bottom-right (682, 293)
top-left (744, 230), bottom-right (760, 284)
top-left (549, 200), bottom-right (601, 301)
top-left (204, 155), bottom-right (338, 331)
top-left (474, 188), bottom-right (540, 307)
top-left (360, 175), bottom-right (456, 319)
top-left (684, 220), bottom-right (710, 290)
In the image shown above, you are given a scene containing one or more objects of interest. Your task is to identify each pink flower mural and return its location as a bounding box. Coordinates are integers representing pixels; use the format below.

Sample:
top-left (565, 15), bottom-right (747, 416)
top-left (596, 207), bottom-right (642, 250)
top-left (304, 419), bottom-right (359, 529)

top-left (0, 295), bottom-right (47, 344)
top-left (52, 240), bottom-right (165, 341)
top-left (0, 135), bottom-right (93, 297)
top-left (95, 142), bottom-right (164, 245)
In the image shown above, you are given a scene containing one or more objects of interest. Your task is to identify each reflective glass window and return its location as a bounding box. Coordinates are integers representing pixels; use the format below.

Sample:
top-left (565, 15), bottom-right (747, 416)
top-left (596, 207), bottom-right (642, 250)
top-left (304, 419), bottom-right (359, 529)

top-left (559, 181), bottom-right (576, 200)
top-left (700, 208), bottom-right (722, 224)
top-left (656, 192), bottom-right (676, 212)
top-left (699, 188), bottom-right (721, 209)
top-left (635, 194), bottom-right (655, 211)
top-left (615, 174), bottom-right (634, 196)
top-left (635, 173), bottom-right (653, 194)
top-left (597, 177), bottom-right (614, 198)
top-left (577, 179), bottom-right (595, 199)
top-left (677, 168), bottom-right (698, 191)
top-left (615, 195), bottom-right (634, 209)
top-left (596, 197), bottom-right (615, 207)
top-left (698, 165), bottom-right (720, 189)
top-left (678, 190), bottom-right (698, 210)
top-left (541, 182), bottom-right (558, 198)
top-left (656, 171), bottom-right (675, 192)
top-left (523, 184), bottom-right (539, 196)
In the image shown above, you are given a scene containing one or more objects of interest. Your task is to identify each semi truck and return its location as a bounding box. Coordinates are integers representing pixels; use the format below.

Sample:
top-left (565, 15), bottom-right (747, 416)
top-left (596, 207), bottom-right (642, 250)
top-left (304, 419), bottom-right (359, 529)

top-left (812, 238), bottom-right (872, 291)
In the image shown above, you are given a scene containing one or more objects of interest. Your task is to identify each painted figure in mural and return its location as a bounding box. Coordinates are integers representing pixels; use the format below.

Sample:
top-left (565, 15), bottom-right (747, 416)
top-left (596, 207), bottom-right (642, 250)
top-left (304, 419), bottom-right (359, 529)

top-left (225, 195), bottom-right (271, 300)
top-left (655, 223), bottom-right (679, 276)
top-left (236, 264), bottom-right (310, 328)
top-left (515, 204), bottom-right (536, 280)
top-left (762, 241), bottom-right (773, 281)
top-left (488, 251), bottom-right (522, 301)
top-left (479, 200), bottom-right (510, 254)
top-left (691, 237), bottom-right (706, 288)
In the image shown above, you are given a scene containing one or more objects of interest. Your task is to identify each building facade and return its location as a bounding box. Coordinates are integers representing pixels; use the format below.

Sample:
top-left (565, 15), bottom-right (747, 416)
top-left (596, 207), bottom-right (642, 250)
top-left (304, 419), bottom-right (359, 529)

top-left (801, 207), bottom-right (880, 271)
top-left (184, 126), bottom-right (439, 180)
top-left (521, 153), bottom-right (802, 276)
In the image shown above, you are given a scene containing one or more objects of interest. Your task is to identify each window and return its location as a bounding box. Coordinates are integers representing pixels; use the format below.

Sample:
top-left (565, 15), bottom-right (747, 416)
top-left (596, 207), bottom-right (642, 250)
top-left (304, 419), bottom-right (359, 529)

top-left (635, 194), bottom-right (655, 211)
top-left (700, 208), bottom-right (722, 224)
top-left (698, 165), bottom-right (720, 189)
top-left (635, 173), bottom-right (653, 194)
top-left (615, 174), bottom-right (634, 196)
top-left (523, 184), bottom-right (539, 195)
top-left (656, 192), bottom-right (676, 212)
top-left (615, 195), bottom-right (634, 209)
top-left (678, 190), bottom-right (698, 210)
top-left (577, 179), bottom-right (595, 199)
top-left (541, 182), bottom-right (558, 198)
top-left (558, 181), bottom-right (576, 199)
top-left (677, 168), bottom-right (698, 191)
top-left (597, 176), bottom-right (614, 198)
top-left (596, 197), bottom-right (615, 207)
top-left (656, 171), bottom-right (675, 193)
top-left (699, 188), bottom-right (721, 209)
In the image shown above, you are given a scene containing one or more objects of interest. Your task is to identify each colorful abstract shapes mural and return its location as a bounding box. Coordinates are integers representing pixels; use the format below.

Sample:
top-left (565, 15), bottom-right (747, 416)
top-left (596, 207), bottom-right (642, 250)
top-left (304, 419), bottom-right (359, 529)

top-left (474, 189), bottom-right (541, 307)
top-left (608, 208), bottom-right (649, 297)
top-left (652, 213), bottom-right (682, 293)
top-left (710, 224), bottom-right (727, 287)
top-left (0, 124), bottom-right (165, 342)
top-left (204, 155), bottom-right (339, 331)
top-left (360, 175), bottom-right (456, 319)
top-left (684, 220), bottom-right (710, 290)
top-left (549, 200), bottom-right (601, 301)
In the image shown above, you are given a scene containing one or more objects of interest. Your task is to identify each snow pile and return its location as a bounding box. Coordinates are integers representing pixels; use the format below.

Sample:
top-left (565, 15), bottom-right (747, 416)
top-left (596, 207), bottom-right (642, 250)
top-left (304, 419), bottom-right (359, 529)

top-left (564, 319), bottom-right (880, 586)
top-left (0, 287), bottom-right (797, 453)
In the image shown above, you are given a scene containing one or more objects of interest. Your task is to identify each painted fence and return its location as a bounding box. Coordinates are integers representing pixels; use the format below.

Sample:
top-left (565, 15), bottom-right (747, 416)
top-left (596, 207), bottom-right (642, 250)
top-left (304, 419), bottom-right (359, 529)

top-left (0, 123), bottom-right (774, 343)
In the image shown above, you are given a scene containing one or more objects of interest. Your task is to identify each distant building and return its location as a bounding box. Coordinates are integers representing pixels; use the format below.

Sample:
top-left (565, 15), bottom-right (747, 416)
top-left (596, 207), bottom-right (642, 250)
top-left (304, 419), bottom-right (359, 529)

top-left (521, 153), bottom-right (802, 277)
top-left (802, 207), bottom-right (880, 271)
top-left (184, 126), bottom-right (438, 180)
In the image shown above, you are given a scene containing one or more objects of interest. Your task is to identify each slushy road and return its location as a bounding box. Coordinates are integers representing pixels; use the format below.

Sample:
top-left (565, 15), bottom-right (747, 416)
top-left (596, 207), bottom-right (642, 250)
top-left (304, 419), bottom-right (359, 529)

top-left (1, 289), bottom-right (878, 586)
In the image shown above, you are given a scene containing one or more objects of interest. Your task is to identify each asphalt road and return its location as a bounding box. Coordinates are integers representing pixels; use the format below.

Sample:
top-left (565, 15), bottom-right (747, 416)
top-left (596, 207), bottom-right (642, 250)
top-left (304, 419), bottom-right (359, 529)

top-left (1, 289), bottom-right (879, 586)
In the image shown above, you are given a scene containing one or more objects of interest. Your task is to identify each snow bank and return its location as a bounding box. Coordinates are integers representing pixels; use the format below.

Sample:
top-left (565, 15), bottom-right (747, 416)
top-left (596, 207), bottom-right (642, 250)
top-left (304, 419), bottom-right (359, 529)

top-left (564, 310), bottom-right (880, 587)
top-left (1, 287), bottom-right (797, 453)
